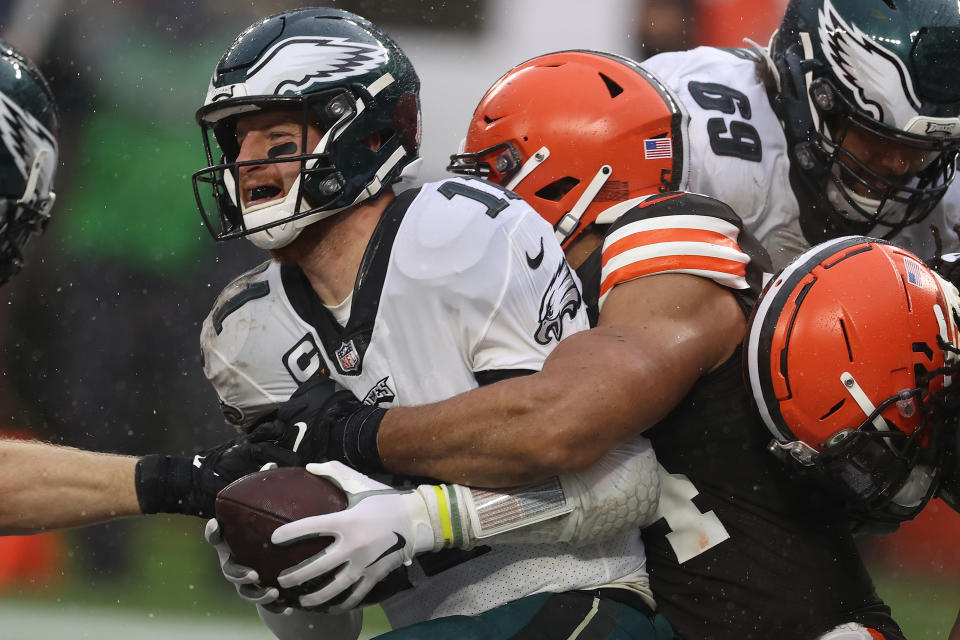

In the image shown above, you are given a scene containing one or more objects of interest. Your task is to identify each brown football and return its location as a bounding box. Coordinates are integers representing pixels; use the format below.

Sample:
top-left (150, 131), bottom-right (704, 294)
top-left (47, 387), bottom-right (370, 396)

top-left (215, 466), bottom-right (411, 605)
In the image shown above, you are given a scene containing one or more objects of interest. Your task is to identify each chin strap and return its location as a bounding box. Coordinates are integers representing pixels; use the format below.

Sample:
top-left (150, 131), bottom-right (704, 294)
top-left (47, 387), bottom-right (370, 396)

top-left (553, 165), bottom-right (612, 246)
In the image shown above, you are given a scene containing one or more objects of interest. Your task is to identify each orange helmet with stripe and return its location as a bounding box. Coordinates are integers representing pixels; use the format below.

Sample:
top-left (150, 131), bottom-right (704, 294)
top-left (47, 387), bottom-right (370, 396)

top-left (448, 50), bottom-right (687, 248)
top-left (745, 236), bottom-right (960, 524)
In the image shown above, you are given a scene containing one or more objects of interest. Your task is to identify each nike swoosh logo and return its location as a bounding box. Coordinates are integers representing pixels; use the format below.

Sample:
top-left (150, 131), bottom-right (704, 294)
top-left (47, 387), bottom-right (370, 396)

top-left (292, 421), bottom-right (308, 453)
top-left (367, 532), bottom-right (406, 567)
top-left (192, 455), bottom-right (205, 469)
top-left (526, 237), bottom-right (545, 269)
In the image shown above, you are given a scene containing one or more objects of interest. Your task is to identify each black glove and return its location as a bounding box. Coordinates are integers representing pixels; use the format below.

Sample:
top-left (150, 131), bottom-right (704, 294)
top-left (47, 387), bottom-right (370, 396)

top-left (248, 375), bottom-right (387, 473)
top-left (135, 433), bottom-right (300, 518)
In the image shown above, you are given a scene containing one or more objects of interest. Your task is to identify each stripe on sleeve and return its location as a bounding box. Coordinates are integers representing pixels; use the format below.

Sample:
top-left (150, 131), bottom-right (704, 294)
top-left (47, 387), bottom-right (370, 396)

top-left (598, 214), bottom-right (750, 307)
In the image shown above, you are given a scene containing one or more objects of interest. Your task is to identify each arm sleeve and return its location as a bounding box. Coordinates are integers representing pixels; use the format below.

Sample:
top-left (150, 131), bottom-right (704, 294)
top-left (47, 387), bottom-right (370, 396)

top-left (418, 436), bottom-right (660, 548)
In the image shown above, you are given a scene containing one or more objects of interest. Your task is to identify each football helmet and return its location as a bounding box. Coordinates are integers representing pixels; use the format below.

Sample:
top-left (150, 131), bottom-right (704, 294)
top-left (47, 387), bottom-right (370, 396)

top-left (192, 8), bottom-right (421, 250)
top-left (448, 50), bottom-right (687, 248)
top-left (745, 236), bottom-right (960, 523)
top-left (0, 41), bottom-right (58, 286)
top-left (770, 0), bottom-right (960, 243)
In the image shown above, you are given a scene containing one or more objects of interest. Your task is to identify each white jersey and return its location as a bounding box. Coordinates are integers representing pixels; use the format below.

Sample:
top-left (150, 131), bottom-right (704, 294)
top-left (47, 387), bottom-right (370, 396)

top-left (201, 177), bottom-right (648, 628)
top-left (644, 45), bottom-right (960, 269)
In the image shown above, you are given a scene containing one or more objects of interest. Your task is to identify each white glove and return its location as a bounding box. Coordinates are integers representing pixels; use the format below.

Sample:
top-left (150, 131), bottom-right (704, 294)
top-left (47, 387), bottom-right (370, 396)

top-left (204, 517), bottom-right (291, 615)
top-left (271, 461), bottom-right (437, 612)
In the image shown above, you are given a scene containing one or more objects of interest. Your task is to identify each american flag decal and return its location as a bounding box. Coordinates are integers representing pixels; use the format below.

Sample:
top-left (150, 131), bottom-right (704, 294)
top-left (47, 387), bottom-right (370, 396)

top-left (644, 138), bottom-right (672, 159)
top-left (903, 257), bottom-right (926, 287)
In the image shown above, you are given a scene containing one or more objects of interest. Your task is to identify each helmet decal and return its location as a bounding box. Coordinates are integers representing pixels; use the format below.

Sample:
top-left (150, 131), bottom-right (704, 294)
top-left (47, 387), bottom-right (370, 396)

top-left (818, 0), bottom-right (922, 126)
top-left (0, 91), bottom-right (56, 185)
top-left (245, 36), bottom-right (389, 95)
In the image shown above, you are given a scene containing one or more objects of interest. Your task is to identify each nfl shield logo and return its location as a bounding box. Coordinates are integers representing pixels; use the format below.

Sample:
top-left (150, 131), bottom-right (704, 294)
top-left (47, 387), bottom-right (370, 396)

top-left (336, 339), bottom-right (360, 373)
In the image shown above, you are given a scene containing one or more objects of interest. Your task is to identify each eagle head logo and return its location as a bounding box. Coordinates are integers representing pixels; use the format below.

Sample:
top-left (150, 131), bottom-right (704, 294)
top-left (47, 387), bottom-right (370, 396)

top-left (535, 259), bottom-right (583, 345)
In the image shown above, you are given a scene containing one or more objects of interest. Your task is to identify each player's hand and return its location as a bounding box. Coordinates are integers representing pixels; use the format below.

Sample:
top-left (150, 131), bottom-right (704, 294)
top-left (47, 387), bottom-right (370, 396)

top-left (271, 461), bottom-right (436, 612)
top-left (135, 434), bottom-right (300, 518)
top-left (248, 375), bottom-right (387, 473)
top-left (247, 375), bottom-right (350, 463)
top-left (205, 517), bottom-right (294, 615)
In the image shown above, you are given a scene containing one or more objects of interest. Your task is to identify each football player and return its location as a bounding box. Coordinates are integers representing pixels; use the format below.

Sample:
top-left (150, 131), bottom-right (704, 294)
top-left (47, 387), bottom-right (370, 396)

top-left (248, 51), bottom-right (960, 639)
top-left (639, 0), bottom-right (960, 271)
top-left (191, 8), bottom-right (670, 640)
top-left (0, 17), bottom-right (666, 640)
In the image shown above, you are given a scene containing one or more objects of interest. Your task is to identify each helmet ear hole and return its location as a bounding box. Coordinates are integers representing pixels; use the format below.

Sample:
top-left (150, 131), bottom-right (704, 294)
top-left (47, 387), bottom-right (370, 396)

top-left (535, 177), bottom-right (579, 202)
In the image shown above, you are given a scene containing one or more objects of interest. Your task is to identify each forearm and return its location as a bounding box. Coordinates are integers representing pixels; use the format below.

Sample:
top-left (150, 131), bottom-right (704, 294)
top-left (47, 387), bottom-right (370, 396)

top-left (377, 274), bottom-right (742, 487)
top-left (378, 330), bottom-right (692, 486)
top-left (0, 439), bottom-right (140, 535)
top-left (379, 374), bottom-right (571, 486)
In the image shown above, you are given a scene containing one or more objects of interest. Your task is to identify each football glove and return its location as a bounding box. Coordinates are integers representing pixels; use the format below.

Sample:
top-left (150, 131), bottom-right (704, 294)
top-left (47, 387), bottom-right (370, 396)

top-left (204, 516), bottom-right (293, 615)
top-left (271, 461), bottom-right (436, 612)
top-left (248, 375), bottom-right (387, 473)
top-left (135, 434), bottom-right (299, 518)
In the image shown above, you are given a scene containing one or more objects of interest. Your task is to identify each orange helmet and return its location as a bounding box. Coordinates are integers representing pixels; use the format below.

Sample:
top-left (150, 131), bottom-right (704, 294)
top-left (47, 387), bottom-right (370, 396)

top-left (447, 50), bottom-right (687, 248)
top-left (745, 236), bottom-right (960, 523)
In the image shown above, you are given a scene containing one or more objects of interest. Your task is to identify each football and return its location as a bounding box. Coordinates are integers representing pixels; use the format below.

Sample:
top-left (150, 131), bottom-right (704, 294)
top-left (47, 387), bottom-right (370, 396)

top-left (215, 466), bottom-right (411, 605)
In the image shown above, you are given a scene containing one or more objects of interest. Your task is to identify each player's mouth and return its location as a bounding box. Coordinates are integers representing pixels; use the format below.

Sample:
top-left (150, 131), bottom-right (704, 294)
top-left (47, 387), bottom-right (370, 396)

top-left (245, 184), bottom-right (283, 207)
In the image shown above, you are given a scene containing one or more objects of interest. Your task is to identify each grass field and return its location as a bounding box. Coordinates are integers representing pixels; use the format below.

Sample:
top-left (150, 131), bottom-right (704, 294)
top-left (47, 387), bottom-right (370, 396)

top-left (872, 571), bottom-right (960, 638)
top-left (0, 517), bottom-right (392, 638)
top-left (0, 516), bottom-right (955, 638)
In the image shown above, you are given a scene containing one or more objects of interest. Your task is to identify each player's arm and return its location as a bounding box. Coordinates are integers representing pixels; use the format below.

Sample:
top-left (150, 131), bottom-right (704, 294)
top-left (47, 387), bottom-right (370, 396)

top-left (377, 271), bottom-right (744, 486)
top-left (0, 431), bottom-right (301, 535)
top-left (0, 439), bottom-right (140, 535)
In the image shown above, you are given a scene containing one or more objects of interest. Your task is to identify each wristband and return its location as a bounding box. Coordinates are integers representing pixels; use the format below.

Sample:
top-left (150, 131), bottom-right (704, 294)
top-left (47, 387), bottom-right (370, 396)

top-left (334, 404), bottom-right (387, 473)
top-left (135, 454), bottom-right (199, 516)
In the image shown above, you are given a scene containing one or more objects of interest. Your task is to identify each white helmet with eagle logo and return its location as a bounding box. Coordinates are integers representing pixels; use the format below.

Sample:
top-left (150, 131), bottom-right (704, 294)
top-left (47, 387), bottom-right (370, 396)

top-left (192, 8), bottom-right (421, 249)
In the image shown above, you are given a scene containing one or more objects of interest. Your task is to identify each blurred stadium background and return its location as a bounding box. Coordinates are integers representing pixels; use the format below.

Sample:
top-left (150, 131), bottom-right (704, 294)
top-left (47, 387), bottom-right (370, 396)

top-left (0, 0), bottom-right (955, 637)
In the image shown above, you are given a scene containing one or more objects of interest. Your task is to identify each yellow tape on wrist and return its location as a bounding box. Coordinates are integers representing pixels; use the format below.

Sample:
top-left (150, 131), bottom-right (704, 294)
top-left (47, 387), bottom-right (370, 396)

top-left (432, 484), bottom-right (454, 548)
